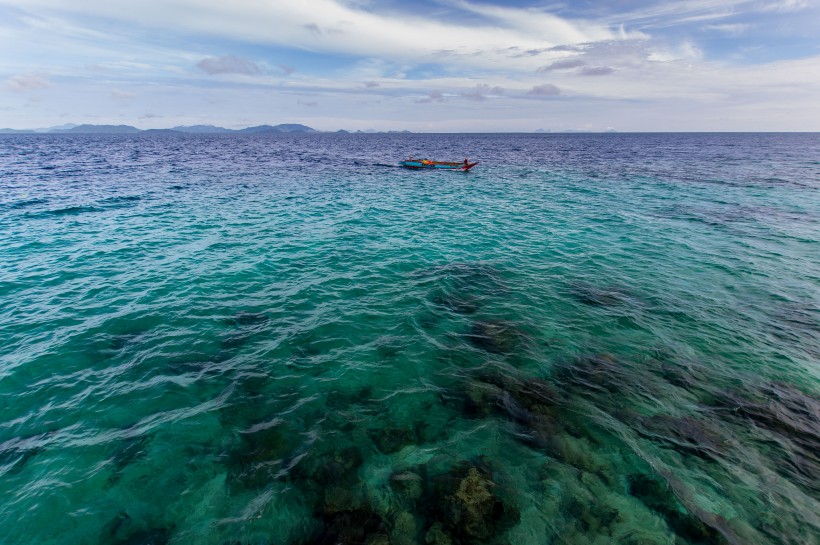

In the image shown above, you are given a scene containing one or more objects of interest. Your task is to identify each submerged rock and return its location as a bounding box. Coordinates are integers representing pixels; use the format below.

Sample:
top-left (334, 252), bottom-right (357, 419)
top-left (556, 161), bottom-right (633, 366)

top-left (467, 320), bottom-right (528, 355)
top-left (108, 434), bottom-right (152, 485)
top-left (0, 445), bottom-right (41, 477)
top-left (369, 426), bottom-right (418, 454)
top-left (227, 311), bottom-right (270, 327)
top-left (424, 461), bottom-right (519, 544)
top-left (323, 484), bottom-right (366, 514)
top-left (391, 511), bottom-right (419, 545)
top-left (390, 471), bottom-right (424, 503)
top-left (466, 365), bottom-right (561, 419)
top-left (627, 474), bottom-right (729, 545)
top-left (112, 528), bottom-right (171, 545)
top-left (567, 281), bottom-right (632, 308)
top-left (713, 382), bottom-right (819, 452)
top-left (223, 419), bottom-right (296, 491)
top-left (418, 262), bottom-right (510, 319)
top-left (462, 380), bottom-right (505, 418)
top-left (432, 291), bottom-right (481, 316)
top-left (448, 467), bottom-right (503, 540)
top-left (375, 336), bottom-right (405, 360)
top-left (555, 354), bottom-right (633, 396)
top-left (424, 522), bottom-right (453, 545)
top-left (312, 509), bottom-right (391, 545)
top-left (636, 415), bottom-right (733, 462)
top-left (416, 263), bottom-right (508, 295)
top-left (218, 311), bottom-right (271, 350)
top-left (289, 444), bottom-right (364, 491)
top-left (220, 332), bottom-right (252, 350)
top-left (709, 381), bottom-right (820, 495)
top-left (99, 512), bottom-right (172, 545)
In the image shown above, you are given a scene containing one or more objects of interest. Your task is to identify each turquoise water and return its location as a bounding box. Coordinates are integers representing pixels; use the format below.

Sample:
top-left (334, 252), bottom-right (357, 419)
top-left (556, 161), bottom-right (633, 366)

top-left (1, 133), bottom-right (818, 545)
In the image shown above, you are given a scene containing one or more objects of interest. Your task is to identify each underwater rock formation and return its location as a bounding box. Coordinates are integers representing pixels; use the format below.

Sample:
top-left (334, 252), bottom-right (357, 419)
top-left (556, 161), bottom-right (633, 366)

top-left (635, 414), bottom-right (734, 462)
top-left (423, 461), bottom-right (519, 544)
top-left (223, 419), bottom-right (298, 492)
top-left (709, 381), bottom-right (820, 495)
top-left (0, 445), bottom-right (41, 477)
top-left (226, 311), bottom-right (270, 328)
top-left (311, 508), bottom-right (391, 545)
top-left (99, 512), bottom-right (172, 545)
top-left (218, 311), bottom-right (271, 350)
top-left (627, 474), bottom-right (730, 545)
top-left (107, 434), bottom-right (152, 486)
top-left (431, 292), bottom-right (481, 316)
top-left (467, 320), bottom-right (530, 355)
top-left (418, 262), bottom-right (510, 318)
top-left (462, 363), bottom-right (561, 421)
top-left (567, 281), bottom-right (632, 308)
top-left (390, 471), bottom-right (424, 505)
top-left (424, 522), bottom-right (453, 545)
top-left (555, 353), bottom-right (634, 396)
top-left (286, 441), bottom-right (366, 517)
top-left (369, 426), bottom-right (419, 454)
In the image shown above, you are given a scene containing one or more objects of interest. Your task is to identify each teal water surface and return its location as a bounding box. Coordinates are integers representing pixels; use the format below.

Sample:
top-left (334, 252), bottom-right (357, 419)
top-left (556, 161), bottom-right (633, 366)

top-left (1, 133), bottom-right (818, 545)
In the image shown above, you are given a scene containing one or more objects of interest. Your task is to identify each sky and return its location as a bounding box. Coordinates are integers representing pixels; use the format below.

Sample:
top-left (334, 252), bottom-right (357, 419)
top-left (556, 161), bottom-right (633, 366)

top-left (1, 0), bottom-right (819, 132)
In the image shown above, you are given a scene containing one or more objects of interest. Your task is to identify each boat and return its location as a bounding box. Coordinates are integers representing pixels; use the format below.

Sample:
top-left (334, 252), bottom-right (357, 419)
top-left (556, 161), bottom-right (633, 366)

top-left (399, 157), bottom-right (479, 171)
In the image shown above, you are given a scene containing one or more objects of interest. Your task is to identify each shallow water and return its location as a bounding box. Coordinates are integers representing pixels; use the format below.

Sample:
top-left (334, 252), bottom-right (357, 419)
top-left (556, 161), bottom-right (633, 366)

top-left (1, 133), bottom-right (818, 545)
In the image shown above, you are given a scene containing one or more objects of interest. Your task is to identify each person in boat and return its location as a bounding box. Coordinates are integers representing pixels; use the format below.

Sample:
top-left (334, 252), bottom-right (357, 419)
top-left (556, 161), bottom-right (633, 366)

top-left (464, 158), bottom-right (468, 168)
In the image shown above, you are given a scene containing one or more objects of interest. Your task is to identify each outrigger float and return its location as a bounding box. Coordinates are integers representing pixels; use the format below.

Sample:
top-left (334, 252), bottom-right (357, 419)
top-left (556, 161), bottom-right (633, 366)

top-left (399, 157), bottom-right (479, 171)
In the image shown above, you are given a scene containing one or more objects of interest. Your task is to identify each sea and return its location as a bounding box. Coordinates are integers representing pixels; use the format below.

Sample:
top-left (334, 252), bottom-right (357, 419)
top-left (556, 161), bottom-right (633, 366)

top-left (0, 133), bottom-right (818, 545)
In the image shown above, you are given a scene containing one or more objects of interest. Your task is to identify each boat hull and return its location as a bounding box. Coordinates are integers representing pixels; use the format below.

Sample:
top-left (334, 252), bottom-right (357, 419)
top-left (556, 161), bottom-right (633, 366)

top-left (400, 160), bottom-right (479, 171)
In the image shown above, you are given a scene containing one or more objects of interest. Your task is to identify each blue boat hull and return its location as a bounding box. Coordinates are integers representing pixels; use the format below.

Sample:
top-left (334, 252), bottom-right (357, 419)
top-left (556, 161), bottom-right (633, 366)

top-left (399, 160), bottom-right (479, 171)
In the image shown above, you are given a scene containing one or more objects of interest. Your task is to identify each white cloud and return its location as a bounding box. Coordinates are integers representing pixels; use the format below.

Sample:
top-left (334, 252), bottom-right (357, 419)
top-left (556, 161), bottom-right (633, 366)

top-left (2, 0), bottom-right (624, 72)
top-left (758, 0), bottom-right (808, 13)
top-left (702, 23), bottom-right (751, 35)
top-left (5, 74), bottom-right (50, 91)
top-left (648, 41), bottom-right (703, 62)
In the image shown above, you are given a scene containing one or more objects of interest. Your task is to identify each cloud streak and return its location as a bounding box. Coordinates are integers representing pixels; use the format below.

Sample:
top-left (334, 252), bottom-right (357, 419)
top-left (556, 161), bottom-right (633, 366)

top-left (538, 59), bottom-right (586, 72)
top-left (460, 84), bottom-right (503, 101)
top-left (415, 91), bottom-right (445, 103)
top-left (5, 74), bottom-right (50, 91)
top-left (197, 55), bottom-right (261, 75)
top-left (579, 66), bottom-right (614, 76)
top-left (5, 0), bottom-right (627, 72)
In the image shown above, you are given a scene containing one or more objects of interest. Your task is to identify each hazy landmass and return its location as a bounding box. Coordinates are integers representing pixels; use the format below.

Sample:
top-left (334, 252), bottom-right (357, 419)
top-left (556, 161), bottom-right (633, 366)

top-left (0, 124), bottom-right (619, 135)
top-left (1, 123), bottom-right (320, 134)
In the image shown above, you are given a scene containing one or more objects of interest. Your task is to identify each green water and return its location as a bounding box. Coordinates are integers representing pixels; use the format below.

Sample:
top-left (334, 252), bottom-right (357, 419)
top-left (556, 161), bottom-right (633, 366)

top-left (0, 133), bottom-right (818, 545)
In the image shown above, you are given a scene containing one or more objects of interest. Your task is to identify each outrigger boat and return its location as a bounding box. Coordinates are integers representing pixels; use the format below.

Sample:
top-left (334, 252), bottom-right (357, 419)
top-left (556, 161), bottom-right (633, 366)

top-left (400, 157), bottom-right (479, 171)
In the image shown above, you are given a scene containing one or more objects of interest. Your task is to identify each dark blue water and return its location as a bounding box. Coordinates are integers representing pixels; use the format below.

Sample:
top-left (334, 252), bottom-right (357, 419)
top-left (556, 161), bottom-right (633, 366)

top-left (1, 133), bottom-right (819, 545)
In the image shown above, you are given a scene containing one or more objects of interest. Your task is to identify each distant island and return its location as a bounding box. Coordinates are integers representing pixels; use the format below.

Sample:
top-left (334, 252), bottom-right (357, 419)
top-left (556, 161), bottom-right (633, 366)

top-left (0, 124), bottom-right (620, 134)
top-left (0, 123), bottom-right (321, 134)
top-left (0, 123), bottom-right (427, 135)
